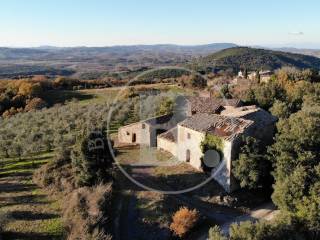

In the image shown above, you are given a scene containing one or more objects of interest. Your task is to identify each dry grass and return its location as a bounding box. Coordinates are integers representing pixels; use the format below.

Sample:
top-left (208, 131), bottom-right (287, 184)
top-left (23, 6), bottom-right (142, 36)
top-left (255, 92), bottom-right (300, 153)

top-left (63, 184), bottom-right (113, 240)
top-left (33, 159), bottom-right (76, 193)
top-left (136, 191), bottom-right (180, 227)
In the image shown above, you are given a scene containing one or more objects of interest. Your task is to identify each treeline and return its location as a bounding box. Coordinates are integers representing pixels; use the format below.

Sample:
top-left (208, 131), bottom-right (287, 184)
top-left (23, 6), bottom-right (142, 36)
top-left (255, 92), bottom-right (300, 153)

top-left (0, 78), bottom-right (48, 117)
top-left (0, 76), bottom-right (115, 117)
top-left (0, 65), bottom-right (75, 78)
top-left (134, 68), bottom-right (190, 84)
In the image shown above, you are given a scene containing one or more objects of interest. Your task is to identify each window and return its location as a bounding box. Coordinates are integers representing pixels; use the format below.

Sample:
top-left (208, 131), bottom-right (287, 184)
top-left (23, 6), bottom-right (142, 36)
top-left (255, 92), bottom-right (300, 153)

top-left (142, 123), bottom-right (145, 129)
top-left (126, 131), bottom-right (130, 135)
top-left (187, 133), bottom-right (191, 139)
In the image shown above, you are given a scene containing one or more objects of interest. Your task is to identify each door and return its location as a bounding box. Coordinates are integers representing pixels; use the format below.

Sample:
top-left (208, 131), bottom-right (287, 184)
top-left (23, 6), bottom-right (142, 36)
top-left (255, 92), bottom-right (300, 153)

top-left (186, 149), bottom-right (190, 162)
top-left (132, 133), bottom-right (136, 143)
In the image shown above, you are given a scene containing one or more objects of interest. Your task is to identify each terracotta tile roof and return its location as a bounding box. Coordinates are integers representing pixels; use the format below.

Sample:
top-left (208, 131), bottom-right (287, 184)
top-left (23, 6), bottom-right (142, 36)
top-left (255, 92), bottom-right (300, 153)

top-left (186, 97), bottom-right (242, 114)
top-left (158, 127), bottom-right (177, 143)
top-left (179, 113), bottom-right (254, 141)
top-left (221, 105), bottom-right (278, 126)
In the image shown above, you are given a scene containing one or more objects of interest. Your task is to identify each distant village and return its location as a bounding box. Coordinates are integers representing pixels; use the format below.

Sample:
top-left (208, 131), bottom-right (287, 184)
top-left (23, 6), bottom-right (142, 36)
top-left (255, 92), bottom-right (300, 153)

top-left (234, 69), bottom-right (273, 83)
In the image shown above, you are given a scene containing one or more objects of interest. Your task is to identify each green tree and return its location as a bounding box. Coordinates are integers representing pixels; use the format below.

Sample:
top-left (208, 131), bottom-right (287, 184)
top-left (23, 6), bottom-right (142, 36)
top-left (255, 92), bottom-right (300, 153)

top-left (157, 97), bottom-right (173, 115)
top-left (220, 84), bottom-right (232, 99)
top-left (243, 69), bottom-right (248, 79)
top-left (252, 81), bottom-right (285, 109)
top-left (269, 102), bottom-right (320, 233)
top-left (71, 129), bottom-right (114, 187)
top-left (232, 137), bottom-right (271, 189)
top-left (269, 100), bottom-right (291, 119)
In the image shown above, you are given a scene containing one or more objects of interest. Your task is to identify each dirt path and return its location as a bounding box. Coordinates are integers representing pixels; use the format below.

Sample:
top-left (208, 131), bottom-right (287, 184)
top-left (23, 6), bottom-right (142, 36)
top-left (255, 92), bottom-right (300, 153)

top-left (195, 202), bottom-right (279, 239)
top-left (0, 155), bottom-right (64, 240)
top-left (220, 202), bottom-right (279, 234)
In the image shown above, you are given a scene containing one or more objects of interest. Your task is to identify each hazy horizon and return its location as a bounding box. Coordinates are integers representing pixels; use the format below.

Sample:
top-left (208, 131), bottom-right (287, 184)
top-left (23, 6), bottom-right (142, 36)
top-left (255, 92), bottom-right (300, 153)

top-left (2, 42), bottom-right (320, 50)
top-left (1, 0), bottom-right (320, 49)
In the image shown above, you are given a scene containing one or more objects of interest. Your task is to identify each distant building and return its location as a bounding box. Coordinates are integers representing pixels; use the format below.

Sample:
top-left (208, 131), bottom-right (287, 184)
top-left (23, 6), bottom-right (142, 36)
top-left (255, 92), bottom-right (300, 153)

top-left (248, 70), bottom-right (273, 82)
top-left (259, 70), bottom-right (273, 83)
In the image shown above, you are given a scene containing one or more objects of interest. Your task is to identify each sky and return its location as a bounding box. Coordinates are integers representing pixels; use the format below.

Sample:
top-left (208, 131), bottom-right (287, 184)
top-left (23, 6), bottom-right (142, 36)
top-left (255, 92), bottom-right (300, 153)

top-left (0, 0), bottom-right (320, 48)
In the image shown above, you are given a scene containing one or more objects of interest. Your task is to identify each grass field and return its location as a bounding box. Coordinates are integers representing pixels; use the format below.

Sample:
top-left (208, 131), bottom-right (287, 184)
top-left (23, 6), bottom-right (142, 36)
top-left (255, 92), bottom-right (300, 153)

top-left (0, 153), bottom-right (65, 240)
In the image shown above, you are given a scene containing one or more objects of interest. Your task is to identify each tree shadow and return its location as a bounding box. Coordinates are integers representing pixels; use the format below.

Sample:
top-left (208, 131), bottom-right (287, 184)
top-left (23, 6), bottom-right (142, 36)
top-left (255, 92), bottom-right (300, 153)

top-left (119, 164), bottom-right (224, 197)
top-left (41, 90), bottom-right (95, 106)
top-left (9, 211), bottom-right (59, 221)
top-left (2, 231), bottom-right (62, 240)
top-left (0, 161), bottom-right (45, 172)
top-left (0, 183), bottom-right (36, 194)
top-left (0, 194), bottom-right (50, 208)
top-left (0, 171), bottom-right (33, 179)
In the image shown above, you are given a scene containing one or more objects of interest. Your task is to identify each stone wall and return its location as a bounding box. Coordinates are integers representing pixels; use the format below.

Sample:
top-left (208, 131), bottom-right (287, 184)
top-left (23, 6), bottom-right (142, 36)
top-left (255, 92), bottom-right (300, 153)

top-left (118, 122), bottom-right (151, 145)
top-left (118, 115), bottom-right (179, 147)
top-left (177, 125), bottom-right (205, 170)
top-left (157, 137), bottom-right (177, 156)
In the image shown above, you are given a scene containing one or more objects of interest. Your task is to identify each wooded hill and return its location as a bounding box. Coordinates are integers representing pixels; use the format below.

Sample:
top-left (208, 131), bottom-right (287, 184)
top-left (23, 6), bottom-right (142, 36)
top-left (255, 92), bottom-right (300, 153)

top-left (198, 47), bottom-right (320, 71)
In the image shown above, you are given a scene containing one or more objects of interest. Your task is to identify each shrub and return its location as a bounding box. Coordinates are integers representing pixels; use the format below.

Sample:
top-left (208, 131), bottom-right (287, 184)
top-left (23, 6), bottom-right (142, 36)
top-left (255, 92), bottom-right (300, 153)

top-left (24, 97), bottom-right (47, 112)
top-left (170, 207), bottom-right (199, 238)
top-left (201, 134), bottom-right (224, 156)
top-left (63, 184), bottom-right (113, 240)
top-left (178, 74), bottom-right (207, 89)
top-left (208, 225), bottom-right (227, 240)
top-left (228, 218), bottom-right (311, 240)
top-left (33, 149), bottom-right (76, 192)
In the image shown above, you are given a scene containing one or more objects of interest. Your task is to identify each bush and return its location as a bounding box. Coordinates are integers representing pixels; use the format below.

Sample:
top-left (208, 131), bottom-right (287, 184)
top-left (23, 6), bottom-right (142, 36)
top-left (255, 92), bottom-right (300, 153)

top-left (24, 97), bottom-right (47, 111)
top-left (33, 149), bottom-right (76, 192)
top-left (208, 225), bottom-right (227, 240)
top-left (228, 218), bottom-right (312, 240)
top-left (178, 74), bottom-right (207, 89)
top-left (63, 184), bottom-right (113, 240)
top-left (170, 207), bottom-right (199, 238)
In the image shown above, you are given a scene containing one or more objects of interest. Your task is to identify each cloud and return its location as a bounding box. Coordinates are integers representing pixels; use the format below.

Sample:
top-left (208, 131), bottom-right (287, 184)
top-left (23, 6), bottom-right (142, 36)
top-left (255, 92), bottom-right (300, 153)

top-left (289, 31), bottom-right (304, 36)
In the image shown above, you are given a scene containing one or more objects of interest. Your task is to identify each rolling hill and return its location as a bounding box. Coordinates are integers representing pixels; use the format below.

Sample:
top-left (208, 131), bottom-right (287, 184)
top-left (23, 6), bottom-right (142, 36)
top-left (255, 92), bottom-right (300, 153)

top-left (0, 43), bottom-right (237, 61)
top-left (0, 43), bottom-right (237, 78)
top-left (199, 47), bottom-right (320, 71)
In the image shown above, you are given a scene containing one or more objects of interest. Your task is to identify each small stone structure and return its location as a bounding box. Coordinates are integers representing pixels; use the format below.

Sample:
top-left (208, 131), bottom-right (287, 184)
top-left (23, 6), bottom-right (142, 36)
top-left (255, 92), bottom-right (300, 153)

top-left (118, 114), bottom-right (178, 147)
top-left (118, 96), bottom-right (277, 192)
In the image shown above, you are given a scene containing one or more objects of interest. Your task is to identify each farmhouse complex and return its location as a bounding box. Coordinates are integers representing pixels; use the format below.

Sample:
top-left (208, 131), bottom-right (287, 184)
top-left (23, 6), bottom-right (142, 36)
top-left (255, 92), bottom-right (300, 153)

top-left (118, 96), bottom-right (277, 192)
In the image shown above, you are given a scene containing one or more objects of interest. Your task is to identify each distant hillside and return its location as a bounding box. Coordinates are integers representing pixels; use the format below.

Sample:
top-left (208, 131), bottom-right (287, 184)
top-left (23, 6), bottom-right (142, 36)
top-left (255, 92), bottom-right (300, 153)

top-left (0, 43), bottom-right (237, 61)
top-left (199, 47), bottom-right (320, 71)
top-left (0, 64), bottom-right (75, 78)
top-left (0, 43), bottom-right (237, 78)
top-left (275, 47), bottom-right (320, 58)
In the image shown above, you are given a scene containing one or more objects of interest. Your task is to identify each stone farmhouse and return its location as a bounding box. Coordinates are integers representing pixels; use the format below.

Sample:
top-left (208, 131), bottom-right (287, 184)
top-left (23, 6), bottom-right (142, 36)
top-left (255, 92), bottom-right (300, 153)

top-left (118, 96), bottom-right (277, 192)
